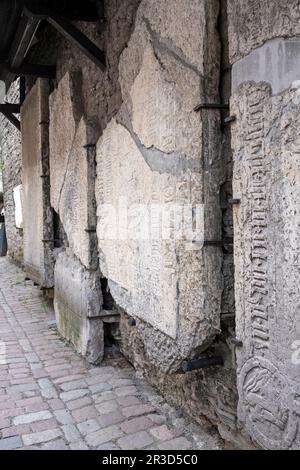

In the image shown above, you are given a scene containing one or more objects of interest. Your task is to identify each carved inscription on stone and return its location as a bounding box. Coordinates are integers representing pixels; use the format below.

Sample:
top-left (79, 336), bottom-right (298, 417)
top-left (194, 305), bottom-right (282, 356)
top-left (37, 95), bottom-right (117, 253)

top-left (228, 0), bottom-right (300, 62)
top-left (21, 79), bottom-right (54, 287)
top-left (232, 81), bottom-right (300, 449)
top-left (96, 0), bottom-right (223, 372)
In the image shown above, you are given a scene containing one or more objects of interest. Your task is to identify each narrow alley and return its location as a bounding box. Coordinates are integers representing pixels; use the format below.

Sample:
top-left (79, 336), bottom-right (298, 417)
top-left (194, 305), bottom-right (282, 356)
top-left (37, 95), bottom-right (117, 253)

top-left (0, 258), bottom-right (222, 451)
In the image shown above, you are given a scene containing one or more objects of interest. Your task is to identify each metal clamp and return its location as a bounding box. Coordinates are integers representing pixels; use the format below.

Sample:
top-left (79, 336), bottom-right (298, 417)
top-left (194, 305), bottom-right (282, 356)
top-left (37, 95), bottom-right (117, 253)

top-left (194, 103), bottom-right (229, 112)
top-left (203, 240), bottom-right (223, 247)
top-left (229, 198), bottom-right (241, 206)
top-left (224, 115), bottom-right (236, 125)
top-left (231, 338), bottom-right (243, 348)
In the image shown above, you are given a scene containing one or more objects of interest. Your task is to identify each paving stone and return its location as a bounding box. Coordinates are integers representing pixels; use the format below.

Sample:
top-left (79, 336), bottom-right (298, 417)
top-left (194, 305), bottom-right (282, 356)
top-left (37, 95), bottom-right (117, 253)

top-left (157, 437), bottom-right (192, 450)
top-left (95, 399), bottom-right (119, 414)
top-left (0, 259), bottom-right (212, 452)
top-left (38, 378), bottom-right (58, 399)
top-left (85, 425), bottom-right (124, 447)
top-left (22, 428), bottom-right (62, 446)
top-left (54, 374), bottom-right (86, 385)
top-left (114, 386), bottom-right (139, 397)
top-left (16, 397), bottom-right (44, 408)
top-left (72, 405), bottom-right (99, 423)
top-left (149, 425), bottom-right (175, 441)
top-left (66, 396), bottom-right (93, 411)
top-left (40, 439), bottom-right (69, 450)
top-left (89, 366), bottom-right (115, 376)
top-left (97, 411), bottom-right (125, 427)
top-left (89, 382), bottom-right (112, 394)
top-left (110, 379), bottom-right (135, 388)
top-left (13, 410), bottom-right (53, 425)
top-left (30, 363), bottom-right (43, 371)
top-left (54, 409), bottom-right (74, 425)
top-left (49, 398), bottom-right (65, 410)
top-left (70, 441), bottom-right (89, 450)
top-left (93, 391), bottom-right (117, 403)
top-left (30, 418), bottom-right (58, 433)
top-left (86, 375), bottom-right (114, 386)
top-left (9, 383), bottom-right (39, 393)
top-left (0, 436), bottom-right (23, 450)
top-left (62, 424), bottom-right (81, 443)
top-left (25, 353), bottom-right (40, 363)
top-left (0, 418), bottom-right (10, 429)
top-left (2, 424), bottom-right (31, 438)
top-left (60, 389), bottom-right (89, 402)
top-left (59, 380), bottom-right (87, 392)
top-left (24, 402), bottom-right (50, 413)
top-left (77, 419), bottom-right (100, 435)
top-left (122, 404), bottom-right (155, 418)
top-left (118, 431), bottom-right (154, 450)
top-left (120, 416), bottom-right (153, 434)
top-left (117, 396), bottom-right (142, 407)
top-left (97, 442), bottom-right (120, 450)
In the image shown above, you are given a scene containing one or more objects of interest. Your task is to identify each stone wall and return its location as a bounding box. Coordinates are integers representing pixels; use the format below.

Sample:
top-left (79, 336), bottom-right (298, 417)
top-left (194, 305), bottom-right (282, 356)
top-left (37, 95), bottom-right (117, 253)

top-left (5, 0), bottom-right (300, 450)
top-left (0, 80), bottom-right (23, 265)
top-left (48, 0), bottom-right (142, 364)
top-left (229, 0), bottom-right (300, 450)
top-left (43, 0), bottom-right (239, 445)
top-left (26, 0), bottom-right (239, 444)
top-left (94, 0), bottom-right (239, 447)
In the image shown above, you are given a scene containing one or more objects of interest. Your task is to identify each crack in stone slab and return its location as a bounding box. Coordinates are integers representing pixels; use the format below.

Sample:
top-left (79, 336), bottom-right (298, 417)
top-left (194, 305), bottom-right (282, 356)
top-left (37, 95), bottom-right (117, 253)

top-left (116, 108), bottom-right (201, 176)
top-left (142, 16), bottom-right (204, 79)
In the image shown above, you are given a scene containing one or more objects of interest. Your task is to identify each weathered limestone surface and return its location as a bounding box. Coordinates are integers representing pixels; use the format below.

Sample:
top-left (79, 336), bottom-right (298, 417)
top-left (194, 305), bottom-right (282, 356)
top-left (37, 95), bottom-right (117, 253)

top-left (49, 72), bottom-right (98, 270)
top-left (21, 79), bottom-right (54, 287)
top-left (54, 249), bottom-right (104, 364)
top-left (96, 0), bottom-right (223, 373)
top-left (229, 2), bottom-right (300, 449)
top-left (49, 71), bottom-right (83, 214)
top-left (0, 80), bottom-right (23, 265)
top-left (50, 72), bottom-right (101, 358)
top-left (228, 0), bottom-right (300, 62)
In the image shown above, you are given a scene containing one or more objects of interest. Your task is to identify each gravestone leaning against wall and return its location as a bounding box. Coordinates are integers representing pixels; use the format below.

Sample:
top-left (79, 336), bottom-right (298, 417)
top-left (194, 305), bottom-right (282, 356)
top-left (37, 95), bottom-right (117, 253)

top-left (96, 0), bottom-right (224, 373)
top-left (21, 79), bottom-right (54, 287)
top-left (228, 0), bottom-right (300, 450)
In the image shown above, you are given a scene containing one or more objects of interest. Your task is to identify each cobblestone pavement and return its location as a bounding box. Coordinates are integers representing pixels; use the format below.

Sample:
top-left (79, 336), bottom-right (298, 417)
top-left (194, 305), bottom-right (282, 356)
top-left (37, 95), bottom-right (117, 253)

top-left (0, 258), bottom-right (222, 450)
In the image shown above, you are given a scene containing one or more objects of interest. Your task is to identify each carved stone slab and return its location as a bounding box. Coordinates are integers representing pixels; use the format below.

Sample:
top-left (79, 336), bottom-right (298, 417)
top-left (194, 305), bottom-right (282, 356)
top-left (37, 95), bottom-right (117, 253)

top-left (96, 0), bottom-right (223, 372)
top-left (231, 76), bottom-right (300, 450)
top-left (49, 73), bottom-right (98, 270)
top-left (54, 249), bottom-right (104, 364)
top-left (21, 79), bottom-right (54, 287)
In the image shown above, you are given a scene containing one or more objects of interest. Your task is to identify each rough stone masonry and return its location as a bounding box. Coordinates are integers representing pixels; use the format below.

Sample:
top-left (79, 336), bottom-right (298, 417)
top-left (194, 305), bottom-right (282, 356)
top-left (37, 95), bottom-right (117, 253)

top-left (0, 0), bottom-right (299, 450)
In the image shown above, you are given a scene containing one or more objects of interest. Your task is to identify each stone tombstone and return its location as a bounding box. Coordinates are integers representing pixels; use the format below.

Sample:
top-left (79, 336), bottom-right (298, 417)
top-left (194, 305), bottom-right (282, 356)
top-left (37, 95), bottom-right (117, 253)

top-left (96, 0), bottom-right (224, 373)
top-left (21, 79), bottom-right (54, 287)
top-left (49, 72), bottom-right (98, 270)
top-left (54, 249), bottom-right (104, 364)
top-left (50, 72), bottom-right (102, 361)
top-left (229, 0), bottom-right (300, 450)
